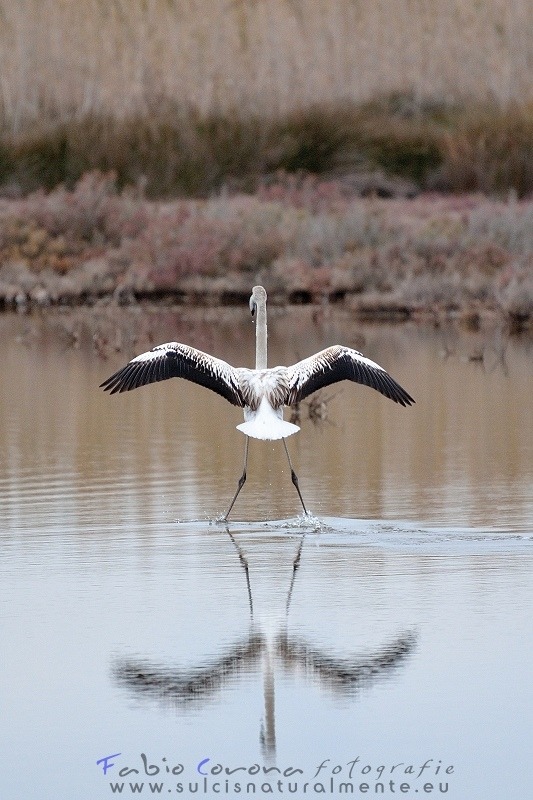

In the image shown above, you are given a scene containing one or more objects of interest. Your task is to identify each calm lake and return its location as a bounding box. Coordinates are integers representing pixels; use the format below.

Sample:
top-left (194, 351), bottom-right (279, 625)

top-left (1, 305), bottom-right (532, 800)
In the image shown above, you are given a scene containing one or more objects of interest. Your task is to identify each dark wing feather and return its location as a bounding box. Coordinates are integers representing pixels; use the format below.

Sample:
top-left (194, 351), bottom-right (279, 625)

top-left (287, 346), bottom-right (415, 407)
top-left (100, 342), bottom-right (244, 407)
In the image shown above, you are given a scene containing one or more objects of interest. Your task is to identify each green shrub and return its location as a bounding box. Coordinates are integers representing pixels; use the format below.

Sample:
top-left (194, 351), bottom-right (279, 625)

top-left (0, 96), bottom-right (532, 198)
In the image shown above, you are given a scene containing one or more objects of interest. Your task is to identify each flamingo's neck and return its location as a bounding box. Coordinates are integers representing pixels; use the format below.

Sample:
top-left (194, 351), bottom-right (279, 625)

top-left (255, 297), bottom-right (267, 369)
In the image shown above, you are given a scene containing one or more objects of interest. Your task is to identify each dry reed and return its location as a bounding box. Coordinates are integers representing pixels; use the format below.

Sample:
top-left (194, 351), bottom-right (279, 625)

top-left (1, 0), bottom-right (532, 131)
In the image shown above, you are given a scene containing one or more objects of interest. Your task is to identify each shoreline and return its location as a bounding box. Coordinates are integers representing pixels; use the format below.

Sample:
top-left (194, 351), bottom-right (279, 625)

top-left (2, 289), bottom-right (529, 338)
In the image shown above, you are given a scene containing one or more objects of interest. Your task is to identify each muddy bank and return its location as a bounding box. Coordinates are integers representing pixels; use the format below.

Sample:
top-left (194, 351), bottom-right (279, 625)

top-left (0, 173), bottom-right (531, 330)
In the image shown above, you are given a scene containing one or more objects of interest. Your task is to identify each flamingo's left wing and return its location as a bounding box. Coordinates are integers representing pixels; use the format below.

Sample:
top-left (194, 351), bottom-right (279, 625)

top-left (100, 342), bottom-right (244, 407)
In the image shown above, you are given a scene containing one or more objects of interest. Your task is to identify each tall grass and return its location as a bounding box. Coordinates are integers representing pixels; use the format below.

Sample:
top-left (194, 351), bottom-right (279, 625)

top-left (0, 1), bottom-right (532, 197)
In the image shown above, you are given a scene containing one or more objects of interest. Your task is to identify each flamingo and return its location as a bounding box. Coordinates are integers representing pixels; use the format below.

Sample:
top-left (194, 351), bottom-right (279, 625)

top-left (100, 286), bottom-right (414, 518)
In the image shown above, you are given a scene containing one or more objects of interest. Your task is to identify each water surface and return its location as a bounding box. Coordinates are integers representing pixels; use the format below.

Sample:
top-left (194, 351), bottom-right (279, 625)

top-left (1, 307), bottom-right (532, 799)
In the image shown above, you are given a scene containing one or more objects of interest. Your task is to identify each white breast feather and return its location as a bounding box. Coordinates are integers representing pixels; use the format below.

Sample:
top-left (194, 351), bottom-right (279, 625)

top-left (235, 368), bottom-right (299, 440)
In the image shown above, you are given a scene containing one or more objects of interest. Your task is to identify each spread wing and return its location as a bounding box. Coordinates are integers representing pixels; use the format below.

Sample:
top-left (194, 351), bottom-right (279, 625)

top-left (100, 342), bottom-right (244, 407)
top-left (287, 346), bottom-right (414, 407)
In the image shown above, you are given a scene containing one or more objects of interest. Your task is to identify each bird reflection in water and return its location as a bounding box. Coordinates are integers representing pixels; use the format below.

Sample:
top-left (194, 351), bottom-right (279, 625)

top-left (113, 531), bottom-right (416, 762)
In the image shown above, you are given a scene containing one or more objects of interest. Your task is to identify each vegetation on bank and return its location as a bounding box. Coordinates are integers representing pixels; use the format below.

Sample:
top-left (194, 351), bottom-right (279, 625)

top-left (0, 172), bottom-right (531, 327)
